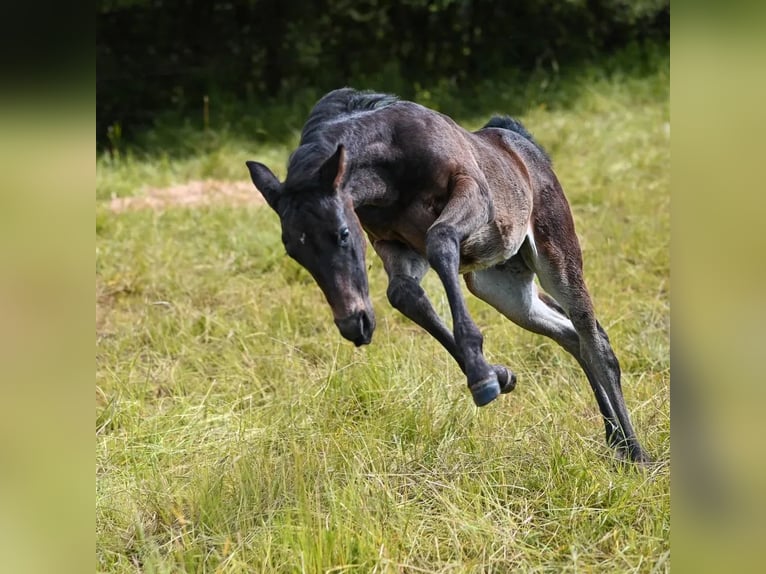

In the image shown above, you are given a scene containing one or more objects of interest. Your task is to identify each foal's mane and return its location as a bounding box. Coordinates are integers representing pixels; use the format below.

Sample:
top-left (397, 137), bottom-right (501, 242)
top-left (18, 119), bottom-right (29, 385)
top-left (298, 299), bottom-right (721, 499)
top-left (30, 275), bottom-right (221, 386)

top-left (286, 88), bottom-right (398, 189)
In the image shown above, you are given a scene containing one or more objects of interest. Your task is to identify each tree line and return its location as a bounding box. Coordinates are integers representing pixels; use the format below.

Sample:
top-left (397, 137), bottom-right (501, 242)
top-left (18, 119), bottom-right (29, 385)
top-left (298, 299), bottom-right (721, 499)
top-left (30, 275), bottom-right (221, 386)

top-left (97, 0), bottom-right (669, 145)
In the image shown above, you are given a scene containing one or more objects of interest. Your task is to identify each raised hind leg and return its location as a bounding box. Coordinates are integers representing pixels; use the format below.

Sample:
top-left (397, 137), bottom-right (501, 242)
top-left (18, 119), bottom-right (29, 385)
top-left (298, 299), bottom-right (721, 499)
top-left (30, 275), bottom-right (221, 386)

top-left (465, 255), bottom-right (581, 357)
top-left (466, 246), bottom-right (650, 464)
top-left (374, 239), bottom-right (516, 395)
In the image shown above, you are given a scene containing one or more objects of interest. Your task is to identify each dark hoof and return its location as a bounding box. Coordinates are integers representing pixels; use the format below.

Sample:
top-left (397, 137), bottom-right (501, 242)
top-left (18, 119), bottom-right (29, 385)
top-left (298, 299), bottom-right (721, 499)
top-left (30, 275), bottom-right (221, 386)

top-left (469, 375), bottom-right (501, 407)
top-left (493, 365), bottom-right (517, 393)
top-left (613, 444), bottom-right (654, 468)
top-left (629, 449), bottom-right (655, 469)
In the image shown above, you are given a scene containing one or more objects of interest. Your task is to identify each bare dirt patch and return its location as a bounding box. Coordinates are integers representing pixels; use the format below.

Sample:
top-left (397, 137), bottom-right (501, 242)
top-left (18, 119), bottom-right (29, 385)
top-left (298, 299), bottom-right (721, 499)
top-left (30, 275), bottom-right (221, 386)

top-left (108, 180), bottom-right (264, 213)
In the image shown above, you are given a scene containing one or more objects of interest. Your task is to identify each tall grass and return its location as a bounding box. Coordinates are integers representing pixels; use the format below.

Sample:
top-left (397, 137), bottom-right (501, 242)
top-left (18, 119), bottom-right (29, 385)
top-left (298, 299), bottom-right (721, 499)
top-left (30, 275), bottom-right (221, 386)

top-left (96, 54), bottom-right (669, 572)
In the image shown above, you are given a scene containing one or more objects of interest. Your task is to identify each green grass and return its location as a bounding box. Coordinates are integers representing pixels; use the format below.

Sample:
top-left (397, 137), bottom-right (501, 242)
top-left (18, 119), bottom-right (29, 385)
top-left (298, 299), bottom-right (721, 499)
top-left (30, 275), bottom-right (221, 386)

top-left (96, 58), bottom-right (669, 572)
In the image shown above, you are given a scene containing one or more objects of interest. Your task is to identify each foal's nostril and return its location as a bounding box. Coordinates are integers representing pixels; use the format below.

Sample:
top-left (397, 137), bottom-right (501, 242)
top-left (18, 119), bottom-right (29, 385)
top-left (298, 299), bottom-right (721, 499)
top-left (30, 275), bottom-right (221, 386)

top-left (360, 312), bottom-right (371, 338)
top-left (353, 311), bottom-right (374, 347)
top-left (336, 309), bottom-right (374, 346)
top-left (352, 314), bottom-right (367, 347)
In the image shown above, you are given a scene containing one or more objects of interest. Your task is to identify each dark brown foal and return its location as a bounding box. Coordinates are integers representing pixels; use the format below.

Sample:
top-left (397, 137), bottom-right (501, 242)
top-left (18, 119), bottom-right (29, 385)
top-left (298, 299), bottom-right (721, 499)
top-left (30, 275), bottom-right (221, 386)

top-left (246, 88), bottom-right (651, 464)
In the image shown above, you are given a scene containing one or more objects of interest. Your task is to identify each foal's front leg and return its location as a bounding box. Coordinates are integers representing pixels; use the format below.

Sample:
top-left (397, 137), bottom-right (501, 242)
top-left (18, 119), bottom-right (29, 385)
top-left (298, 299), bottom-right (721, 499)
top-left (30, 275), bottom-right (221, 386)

top-left (425, 176), bottom-right (505, 406)
top-left (373, 239), bottom-right (516, 397)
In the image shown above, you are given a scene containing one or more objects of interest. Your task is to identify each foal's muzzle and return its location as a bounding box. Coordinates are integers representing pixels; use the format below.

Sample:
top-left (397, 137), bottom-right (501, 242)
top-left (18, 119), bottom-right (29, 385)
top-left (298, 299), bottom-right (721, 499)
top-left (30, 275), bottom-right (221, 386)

top-left (335, 309), bottom-right (375, 347)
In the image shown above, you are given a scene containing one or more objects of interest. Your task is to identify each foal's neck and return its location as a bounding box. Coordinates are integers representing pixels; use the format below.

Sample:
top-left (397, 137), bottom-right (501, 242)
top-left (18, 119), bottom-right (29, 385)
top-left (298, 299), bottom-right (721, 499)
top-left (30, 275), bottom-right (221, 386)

top-left (343, 162), bottom-right (395, 209)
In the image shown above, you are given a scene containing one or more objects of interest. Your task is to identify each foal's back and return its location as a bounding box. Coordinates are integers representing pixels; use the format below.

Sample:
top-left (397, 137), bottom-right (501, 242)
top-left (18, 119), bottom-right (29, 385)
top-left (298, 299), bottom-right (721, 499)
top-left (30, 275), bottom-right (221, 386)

top-left (350, 103), bottom-right (549, 270)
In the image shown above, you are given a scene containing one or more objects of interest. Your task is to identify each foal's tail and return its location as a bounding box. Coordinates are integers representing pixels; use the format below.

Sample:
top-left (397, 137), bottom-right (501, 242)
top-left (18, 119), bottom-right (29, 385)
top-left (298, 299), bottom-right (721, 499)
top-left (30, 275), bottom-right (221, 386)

top-left (482, 115), bottom-right (550, 162)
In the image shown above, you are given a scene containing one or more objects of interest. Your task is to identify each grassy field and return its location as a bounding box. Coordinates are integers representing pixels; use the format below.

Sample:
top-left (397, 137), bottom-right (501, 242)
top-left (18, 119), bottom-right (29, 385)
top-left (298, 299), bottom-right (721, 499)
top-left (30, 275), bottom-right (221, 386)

top-left (96, 59), bottom-right (669, 572)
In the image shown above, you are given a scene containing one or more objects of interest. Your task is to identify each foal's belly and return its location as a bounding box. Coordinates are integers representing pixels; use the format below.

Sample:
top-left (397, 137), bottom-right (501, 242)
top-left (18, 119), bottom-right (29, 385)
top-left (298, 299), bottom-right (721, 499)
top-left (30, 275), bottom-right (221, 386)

top-left (362, 205), bottom-right (528, 274)
top-left (458, 220), bottom-right (529, 273)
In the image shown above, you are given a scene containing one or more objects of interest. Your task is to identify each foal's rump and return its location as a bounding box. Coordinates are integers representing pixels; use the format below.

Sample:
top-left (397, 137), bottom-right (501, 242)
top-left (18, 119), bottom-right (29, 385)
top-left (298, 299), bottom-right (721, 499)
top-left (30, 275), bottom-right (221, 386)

top-left (475, 116), bottom-right (591, 327)
top-left (471, 116), bottom-right (581, 276)
top-left (480, 115), bottom-right (551, 163)
top-left (456, 122), bottom-right (549, 273)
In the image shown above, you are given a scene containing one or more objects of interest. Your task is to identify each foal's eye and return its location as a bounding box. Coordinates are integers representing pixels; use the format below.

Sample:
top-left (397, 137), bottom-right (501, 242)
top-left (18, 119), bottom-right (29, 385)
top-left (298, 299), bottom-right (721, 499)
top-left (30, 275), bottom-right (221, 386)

top-left (338, 227), bottom-right (350, 246)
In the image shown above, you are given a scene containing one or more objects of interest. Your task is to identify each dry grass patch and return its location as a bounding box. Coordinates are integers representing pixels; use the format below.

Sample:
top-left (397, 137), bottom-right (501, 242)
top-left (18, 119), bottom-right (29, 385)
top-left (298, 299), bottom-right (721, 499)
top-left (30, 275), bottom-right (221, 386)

top-left (107, 179), bottom-right (264, 213)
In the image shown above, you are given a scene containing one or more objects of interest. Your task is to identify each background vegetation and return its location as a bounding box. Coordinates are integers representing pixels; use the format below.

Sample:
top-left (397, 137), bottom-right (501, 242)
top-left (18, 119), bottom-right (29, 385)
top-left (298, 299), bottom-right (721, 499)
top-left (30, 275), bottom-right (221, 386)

top-left (97, 2), bottom-right (669, 571)
top-left (97, 0), bottom-right (668, 147)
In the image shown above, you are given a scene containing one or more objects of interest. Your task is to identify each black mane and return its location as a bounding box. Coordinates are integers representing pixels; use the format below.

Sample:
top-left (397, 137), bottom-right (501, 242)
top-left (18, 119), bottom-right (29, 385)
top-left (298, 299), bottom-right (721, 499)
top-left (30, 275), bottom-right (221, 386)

top-left (286, 88), bottom-right (398, 189)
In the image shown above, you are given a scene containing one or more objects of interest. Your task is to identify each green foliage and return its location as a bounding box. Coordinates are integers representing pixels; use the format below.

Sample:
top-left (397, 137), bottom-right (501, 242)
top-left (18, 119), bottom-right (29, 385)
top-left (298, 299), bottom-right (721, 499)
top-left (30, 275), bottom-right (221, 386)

top-left (97, 0), bottom-right (668, 145)
top-left (96, 42), bottom-right (668, 177)
top-left (96, 55), bottom-right (669, 572)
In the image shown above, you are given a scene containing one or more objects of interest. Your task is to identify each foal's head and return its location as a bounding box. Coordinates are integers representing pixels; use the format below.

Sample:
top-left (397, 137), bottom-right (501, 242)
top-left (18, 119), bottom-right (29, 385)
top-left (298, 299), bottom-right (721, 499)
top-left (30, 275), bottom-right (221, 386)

top-left (246, 145), bottom-right (375, 346)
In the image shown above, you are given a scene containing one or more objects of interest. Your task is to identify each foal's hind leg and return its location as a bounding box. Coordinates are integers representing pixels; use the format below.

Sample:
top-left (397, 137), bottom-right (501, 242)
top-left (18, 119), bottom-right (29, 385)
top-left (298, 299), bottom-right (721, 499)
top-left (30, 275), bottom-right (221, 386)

top-left (467, 249), bottom-right (650, 464)
top-left (374, 240), bottom-right (516, 394)
top-left (533, 224), bottom-right (650, 463)
top-left (465, 256), bottom-right (581, 358)
top-left (537, 264), bottom-right (649, 463)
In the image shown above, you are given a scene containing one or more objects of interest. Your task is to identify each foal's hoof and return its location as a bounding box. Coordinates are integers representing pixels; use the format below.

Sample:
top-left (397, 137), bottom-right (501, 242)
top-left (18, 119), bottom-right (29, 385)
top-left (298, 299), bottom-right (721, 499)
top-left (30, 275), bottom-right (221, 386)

top-left (469, 375), bottom-right (501, 407)
top-left (493, 365), bottom-right (517, 394)
top-left (615, 445), bottom-right (655, 469)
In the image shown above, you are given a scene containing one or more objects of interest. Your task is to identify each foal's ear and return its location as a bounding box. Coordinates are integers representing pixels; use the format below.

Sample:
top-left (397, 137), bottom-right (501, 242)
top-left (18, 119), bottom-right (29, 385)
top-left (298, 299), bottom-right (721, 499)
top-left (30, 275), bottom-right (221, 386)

top-left (318, 144), bottom-right (346, 192)
top-left (246, 161), bottom-right (281, 210)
